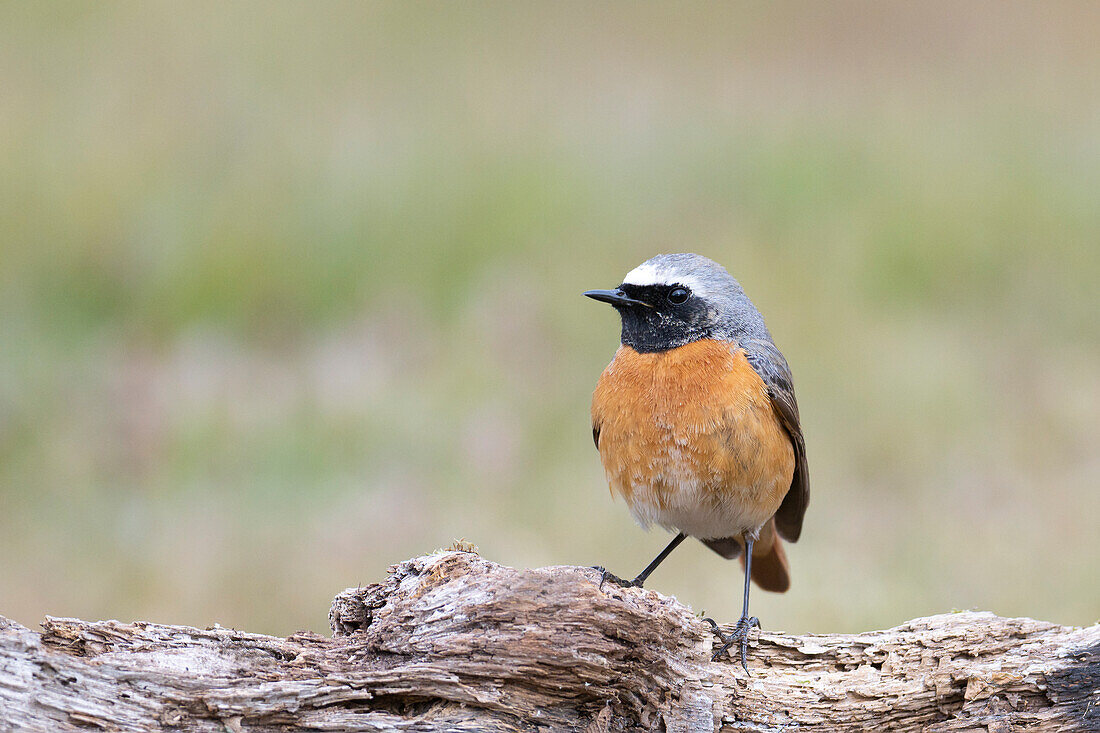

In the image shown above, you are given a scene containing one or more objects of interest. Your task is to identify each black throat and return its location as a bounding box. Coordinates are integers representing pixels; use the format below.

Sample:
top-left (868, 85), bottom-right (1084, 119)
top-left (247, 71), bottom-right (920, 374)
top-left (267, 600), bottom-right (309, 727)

top-left (616, 284), bottom-right (711, 353)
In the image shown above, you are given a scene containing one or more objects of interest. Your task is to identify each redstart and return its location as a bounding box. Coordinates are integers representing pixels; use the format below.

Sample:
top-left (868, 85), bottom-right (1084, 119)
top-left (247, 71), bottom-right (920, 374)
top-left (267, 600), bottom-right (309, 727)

top-left (585, 253), bottom-right (809, 671)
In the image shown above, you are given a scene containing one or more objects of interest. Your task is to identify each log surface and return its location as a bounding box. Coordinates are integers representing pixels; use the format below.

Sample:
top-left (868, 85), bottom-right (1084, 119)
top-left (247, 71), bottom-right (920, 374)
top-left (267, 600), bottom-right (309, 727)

top-left (1, 550), bottom-right (1097, 732)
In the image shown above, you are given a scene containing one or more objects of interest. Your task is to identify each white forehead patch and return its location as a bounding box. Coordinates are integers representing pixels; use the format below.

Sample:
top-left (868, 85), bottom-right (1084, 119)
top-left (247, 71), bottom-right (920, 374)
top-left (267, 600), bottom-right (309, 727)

top-left (622, 261), bottom-right (708, 293)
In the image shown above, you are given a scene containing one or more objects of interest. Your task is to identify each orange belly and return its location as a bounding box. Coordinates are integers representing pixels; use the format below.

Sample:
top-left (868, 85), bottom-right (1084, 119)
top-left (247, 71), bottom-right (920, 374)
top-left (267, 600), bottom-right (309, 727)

top-left (591, 339), bottom-right (794, 539)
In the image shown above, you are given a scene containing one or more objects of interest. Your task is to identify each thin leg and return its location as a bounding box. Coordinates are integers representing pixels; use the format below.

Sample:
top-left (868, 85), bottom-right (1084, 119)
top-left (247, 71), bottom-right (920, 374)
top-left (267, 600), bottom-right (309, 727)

top-left (738, 536), bottom-right (754, 621)
top-left (709, 535), bottom-right (762, 673)
top-left (631, 532), bottom-right (687, 586)
top-left (595, 532), bottom-right (687, 589)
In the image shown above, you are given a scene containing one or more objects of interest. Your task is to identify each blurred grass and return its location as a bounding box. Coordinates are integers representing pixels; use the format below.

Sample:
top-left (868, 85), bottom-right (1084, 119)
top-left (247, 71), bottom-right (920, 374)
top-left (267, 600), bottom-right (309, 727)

top-left (1, 3), bottom-right (1097, 636)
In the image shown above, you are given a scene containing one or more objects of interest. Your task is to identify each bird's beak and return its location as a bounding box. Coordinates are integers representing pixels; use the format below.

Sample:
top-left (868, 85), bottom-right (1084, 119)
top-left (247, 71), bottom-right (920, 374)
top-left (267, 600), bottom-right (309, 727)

top-left (583, 289), bottom-right (653, 308)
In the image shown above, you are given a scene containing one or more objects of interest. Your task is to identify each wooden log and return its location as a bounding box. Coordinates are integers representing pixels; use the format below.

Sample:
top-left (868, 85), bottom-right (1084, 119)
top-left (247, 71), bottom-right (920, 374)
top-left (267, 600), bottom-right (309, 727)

top-left (1, 550), bottom-right (1096, 731)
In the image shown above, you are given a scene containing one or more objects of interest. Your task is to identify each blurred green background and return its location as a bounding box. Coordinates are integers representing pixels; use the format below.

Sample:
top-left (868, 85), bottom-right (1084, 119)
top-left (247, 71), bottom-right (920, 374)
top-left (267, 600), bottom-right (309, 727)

top-left (1, 3), bottom-right (1097, 637)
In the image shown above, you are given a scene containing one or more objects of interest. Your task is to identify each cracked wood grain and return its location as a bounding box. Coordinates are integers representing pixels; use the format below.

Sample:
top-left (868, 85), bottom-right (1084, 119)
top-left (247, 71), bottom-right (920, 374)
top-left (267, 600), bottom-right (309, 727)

top-left (1, 550), bottom-right (1097, 732)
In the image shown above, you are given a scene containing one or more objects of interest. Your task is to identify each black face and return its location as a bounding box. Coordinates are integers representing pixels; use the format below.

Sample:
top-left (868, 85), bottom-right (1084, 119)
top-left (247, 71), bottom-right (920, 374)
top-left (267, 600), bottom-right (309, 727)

top-left (613, 283), bottom-right (711, 352)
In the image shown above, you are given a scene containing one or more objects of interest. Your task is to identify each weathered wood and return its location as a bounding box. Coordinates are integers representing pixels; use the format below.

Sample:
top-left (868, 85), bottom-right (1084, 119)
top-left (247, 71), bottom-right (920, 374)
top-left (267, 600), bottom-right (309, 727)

top-left (1, 550), bottom-right (1097, 732)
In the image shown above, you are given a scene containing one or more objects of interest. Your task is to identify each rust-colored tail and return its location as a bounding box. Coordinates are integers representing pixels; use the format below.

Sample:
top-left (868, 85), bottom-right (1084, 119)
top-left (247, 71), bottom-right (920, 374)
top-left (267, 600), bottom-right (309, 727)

top-left (701, 518), bottom-right (791, 593)
top-left (742, 532), bottom-right (790, 593)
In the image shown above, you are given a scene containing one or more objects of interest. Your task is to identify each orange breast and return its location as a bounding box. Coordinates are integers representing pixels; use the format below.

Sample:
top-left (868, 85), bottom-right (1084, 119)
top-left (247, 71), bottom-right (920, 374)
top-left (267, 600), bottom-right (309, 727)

top-left (591, 339), bottom-right (794, 539)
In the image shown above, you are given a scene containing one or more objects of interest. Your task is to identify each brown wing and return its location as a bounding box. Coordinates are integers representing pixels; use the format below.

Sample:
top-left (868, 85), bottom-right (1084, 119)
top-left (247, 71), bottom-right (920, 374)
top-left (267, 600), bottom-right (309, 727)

top-left (744, 339), bottom-right (809, 542)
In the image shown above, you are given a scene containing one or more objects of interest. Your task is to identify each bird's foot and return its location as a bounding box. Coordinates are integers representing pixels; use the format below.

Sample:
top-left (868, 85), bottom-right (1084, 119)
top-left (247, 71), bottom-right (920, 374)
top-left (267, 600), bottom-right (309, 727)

top-left (590, 566), bottom-right (644, 590)
top-left (705, 615), bottom-right (761, 673)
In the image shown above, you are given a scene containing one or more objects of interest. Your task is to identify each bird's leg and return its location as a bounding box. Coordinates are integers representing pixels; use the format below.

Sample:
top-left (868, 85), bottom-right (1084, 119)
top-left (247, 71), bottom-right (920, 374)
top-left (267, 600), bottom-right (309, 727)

top-left (706, 532), bottom-right (761, 673)
top-left (594, 532), bottom-right (687, 589)
top-left (630, 532), bottom-right (687, 586)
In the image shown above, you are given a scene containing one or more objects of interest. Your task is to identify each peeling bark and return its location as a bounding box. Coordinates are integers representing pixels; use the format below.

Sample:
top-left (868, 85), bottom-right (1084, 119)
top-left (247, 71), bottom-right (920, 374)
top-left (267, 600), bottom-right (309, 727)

top-left (1, 551), bottom-right (1096, 731)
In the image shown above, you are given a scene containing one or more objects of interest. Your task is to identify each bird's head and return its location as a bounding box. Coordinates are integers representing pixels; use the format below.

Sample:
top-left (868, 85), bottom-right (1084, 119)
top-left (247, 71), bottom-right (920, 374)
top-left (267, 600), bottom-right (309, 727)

top-left (584, 253), bottom-right (771, 352)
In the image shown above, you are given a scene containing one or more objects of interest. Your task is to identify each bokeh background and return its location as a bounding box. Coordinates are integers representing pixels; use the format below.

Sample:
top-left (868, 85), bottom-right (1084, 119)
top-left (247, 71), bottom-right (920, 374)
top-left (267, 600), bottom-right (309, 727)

top-left (2, 3), bottom-right (1097, 637)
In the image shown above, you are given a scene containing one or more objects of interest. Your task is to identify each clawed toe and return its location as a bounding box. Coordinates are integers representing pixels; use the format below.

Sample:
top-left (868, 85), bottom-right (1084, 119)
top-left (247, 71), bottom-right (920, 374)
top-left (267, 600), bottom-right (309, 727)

top-left (705, 616), bottom-right (761, 673)
top-left (590, 566), bottom-right (639, 590)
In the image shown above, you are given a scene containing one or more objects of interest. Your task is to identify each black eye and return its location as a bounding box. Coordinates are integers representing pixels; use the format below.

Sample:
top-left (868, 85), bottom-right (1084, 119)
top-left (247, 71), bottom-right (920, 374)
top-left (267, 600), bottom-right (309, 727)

top-left (667, 287), bottom-right (690, 305)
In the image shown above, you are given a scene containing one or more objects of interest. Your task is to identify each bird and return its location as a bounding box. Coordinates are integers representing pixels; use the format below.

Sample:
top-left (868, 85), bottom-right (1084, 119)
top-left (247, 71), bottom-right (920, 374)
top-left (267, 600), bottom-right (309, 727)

top-left (585, 253), bottom-right (809, 671)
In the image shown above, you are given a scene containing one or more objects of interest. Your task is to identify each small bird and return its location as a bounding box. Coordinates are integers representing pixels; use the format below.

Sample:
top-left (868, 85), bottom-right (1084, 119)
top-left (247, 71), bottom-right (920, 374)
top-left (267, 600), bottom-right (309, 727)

top-left (586, 253), bottom-right (809, 671)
